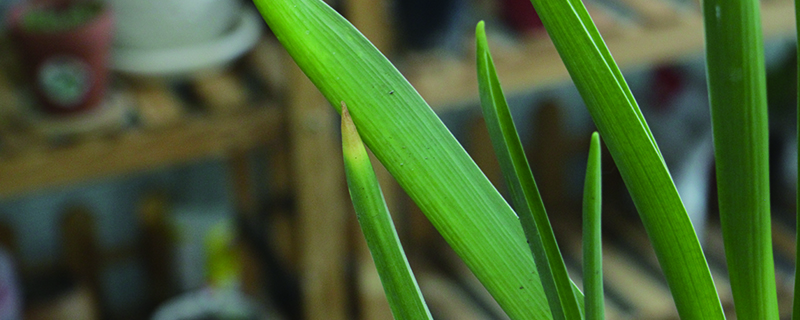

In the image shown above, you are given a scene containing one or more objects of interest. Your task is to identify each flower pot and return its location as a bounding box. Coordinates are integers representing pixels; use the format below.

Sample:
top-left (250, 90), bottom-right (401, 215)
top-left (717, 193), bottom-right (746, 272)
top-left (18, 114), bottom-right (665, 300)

top-left (7, 1), bottom-right (114, 115)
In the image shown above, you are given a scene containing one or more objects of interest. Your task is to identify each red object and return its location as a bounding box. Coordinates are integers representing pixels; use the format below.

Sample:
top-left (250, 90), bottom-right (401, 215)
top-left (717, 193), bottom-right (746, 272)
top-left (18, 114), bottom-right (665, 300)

top-left (7, 1), bottom-right (113, 115)
top-left (653, 65), bottom-right (684, 111)
top-left (502, 0), bottom-right (544, 33)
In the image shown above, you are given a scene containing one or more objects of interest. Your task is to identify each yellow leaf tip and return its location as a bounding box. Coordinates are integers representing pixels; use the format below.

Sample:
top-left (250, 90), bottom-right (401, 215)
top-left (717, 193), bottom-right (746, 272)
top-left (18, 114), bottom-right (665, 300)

top-left (341, 101), bottom-right (350, 117)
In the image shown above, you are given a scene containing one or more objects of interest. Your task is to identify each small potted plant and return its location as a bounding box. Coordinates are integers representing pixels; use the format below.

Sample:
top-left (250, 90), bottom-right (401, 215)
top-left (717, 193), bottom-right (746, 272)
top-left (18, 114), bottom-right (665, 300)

top-left (7, 0), bottom-right (113, 115)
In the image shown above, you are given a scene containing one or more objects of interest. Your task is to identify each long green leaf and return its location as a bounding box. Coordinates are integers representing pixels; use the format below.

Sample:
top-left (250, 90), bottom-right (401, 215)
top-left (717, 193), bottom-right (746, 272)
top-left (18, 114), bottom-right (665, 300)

top-left (475, 21), bottom-right (581, 320)
top-left (583, 132), bottom-right (603, 320)
top-left (525, 0), bottom-right (725, 318)
top-left (253, 0), bottom-right (575, 318)
top-left (703, 0), bottom-right (779, 318)
top-left (341, 103), bottom-right (433, 320)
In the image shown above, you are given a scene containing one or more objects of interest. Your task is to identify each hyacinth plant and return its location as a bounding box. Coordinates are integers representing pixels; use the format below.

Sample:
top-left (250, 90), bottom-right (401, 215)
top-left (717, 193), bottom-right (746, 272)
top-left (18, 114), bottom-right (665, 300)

top-left (253, 0), bottom-right (798, 318)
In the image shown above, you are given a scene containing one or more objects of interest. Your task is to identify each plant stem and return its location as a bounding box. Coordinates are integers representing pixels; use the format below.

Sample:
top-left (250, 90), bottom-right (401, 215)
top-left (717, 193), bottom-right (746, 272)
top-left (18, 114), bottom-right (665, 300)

top-left (525, 0), bottom-right (725, 317)
top-left (254, 0), bottom-right (573, 317)
top-left (703, 0), bottom-right (779, 318)
top-left (341, 103), bottom-right (433, 320)
top-left (583, 132), bottom-right (603, 320)
top-left (476, 21), bottom-right (582, 320)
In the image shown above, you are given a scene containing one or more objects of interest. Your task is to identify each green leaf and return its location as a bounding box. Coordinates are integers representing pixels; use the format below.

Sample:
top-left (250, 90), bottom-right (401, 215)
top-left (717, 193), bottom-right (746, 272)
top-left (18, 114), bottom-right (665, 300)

top-left (341, 103), bottom-right (433, 320)
top-left (703, 0), bottom-right (779, 318)
top-left (526, 0), bottom-right (725, 318)
top-left (583, 132), bottom-right (603, 320)
top-left (475, 21), bottom-right (582, 320)
top-left (253, 0), bottom-right (566, 318)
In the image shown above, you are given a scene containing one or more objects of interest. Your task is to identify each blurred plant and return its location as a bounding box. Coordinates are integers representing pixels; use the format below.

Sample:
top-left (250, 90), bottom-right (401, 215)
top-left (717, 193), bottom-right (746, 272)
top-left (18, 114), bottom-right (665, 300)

top-left (21, 1), bottom-right (102, 33)
top-left (253, 0), bottom-right (795, 318)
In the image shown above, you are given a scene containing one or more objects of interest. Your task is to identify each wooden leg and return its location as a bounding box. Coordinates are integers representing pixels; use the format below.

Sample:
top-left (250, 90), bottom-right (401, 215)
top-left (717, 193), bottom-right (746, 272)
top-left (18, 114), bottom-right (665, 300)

top-left (60, 206), bottom-right (102, 318)
top-left (229, 153), bottom-right (258, 220)
top-left (286, 59), bottom-right (349, 320)
top-left (466, 116), bottom-right (503, 192)
top-left (346, 0), bottom-right (394, 54)
top-left (530, 101), bottom-right (568, 209)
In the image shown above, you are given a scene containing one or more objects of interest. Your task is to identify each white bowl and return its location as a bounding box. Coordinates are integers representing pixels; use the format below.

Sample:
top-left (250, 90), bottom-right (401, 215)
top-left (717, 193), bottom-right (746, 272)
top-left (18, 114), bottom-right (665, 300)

top-left (110, 8), bottom-right (262, 76)
top-left (106, 0), bottom-right (241, 49)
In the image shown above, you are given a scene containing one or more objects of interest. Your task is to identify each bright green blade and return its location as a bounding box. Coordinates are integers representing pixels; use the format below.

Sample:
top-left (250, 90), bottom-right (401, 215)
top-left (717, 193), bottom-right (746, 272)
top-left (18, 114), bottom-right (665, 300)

top-left (583, 132), bottom-right (604, 320)
top-left (253, 0), bottom-right (574, 318)
top-left (475, 21), bottom-right (581, 320)
top-left (702, 0), bottom-right (779, 318)
top-left (793, 1), bottom-right (800, 319)
top-left (341, 103), bottom-right (433, 320)
top-left (526, 0), bottom-right (725, 318)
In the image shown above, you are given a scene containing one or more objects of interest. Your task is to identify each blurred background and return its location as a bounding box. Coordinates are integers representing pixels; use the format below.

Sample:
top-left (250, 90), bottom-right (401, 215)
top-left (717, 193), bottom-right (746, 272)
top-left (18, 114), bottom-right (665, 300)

top-left (0, 0), bottom-right (796, 319)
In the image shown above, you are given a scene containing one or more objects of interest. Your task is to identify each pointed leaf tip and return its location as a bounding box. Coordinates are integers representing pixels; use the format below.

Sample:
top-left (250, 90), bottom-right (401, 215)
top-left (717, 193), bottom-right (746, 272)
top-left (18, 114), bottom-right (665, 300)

top-left (341, 101), bottom-right (366, 159)
top-left (476, 21), bottom-right (488, 51)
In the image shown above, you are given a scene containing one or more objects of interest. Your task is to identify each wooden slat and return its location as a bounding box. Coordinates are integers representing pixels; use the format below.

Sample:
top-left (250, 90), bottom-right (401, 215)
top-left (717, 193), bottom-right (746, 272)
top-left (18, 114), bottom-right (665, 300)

top-left (408, 0), bottom-right (795, 110)
top-left (552, 215), bottom-right (678, 319)
top-left (606, 217), bottom-right (735, 309)
top-left (247, 38), bottom-right (288, 94)
top-left (61, 206), bottom-right (102, 306)
top-left (530, 101), bottom-right (569, 207)
top-left (771, 219), bottom-right (796, 264)
top-left (0, 106), bottom-right (282, 199)
top-left (286, 58), bottom-right (349, 320)
top-left (615, 0), bottom-right (682, 27)
top-left (564, 265), bottom-right (631, 320)
top-left (466, 117), bottom-right (503, 192)
top-left (346, 0), bottom-right (394, 54)
top-left (131, 81), bottom-right (185, 128)
top-left (229, 153), bottom-right (258, 219)
top-left (137, 192), bottom-right (175, 305)
top-left (418, 272), bottom-right (495, 320)
top-left (585, 2), bottom-right (634, 37)
top-left (193, 70), bottom-right (249, 114)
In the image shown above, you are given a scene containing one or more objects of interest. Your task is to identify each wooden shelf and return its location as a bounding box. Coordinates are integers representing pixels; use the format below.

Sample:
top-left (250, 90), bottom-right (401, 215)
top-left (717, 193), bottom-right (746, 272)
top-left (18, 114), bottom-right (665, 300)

top-left (404, 0), bottom-right (797, 111)
top-left (0, 105), bottom-right (282, 198)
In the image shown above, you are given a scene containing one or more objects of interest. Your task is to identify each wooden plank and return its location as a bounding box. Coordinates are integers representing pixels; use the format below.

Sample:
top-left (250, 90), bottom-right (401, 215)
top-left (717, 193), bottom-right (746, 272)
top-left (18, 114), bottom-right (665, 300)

top-left (346, 0), bottom-right (394, 54)
top-left (0, 221), bottom-right (17, 258)
top-left (137, 192), bottom-right (175, 305)
top-left (606, 217), bottom-right (734, 309)
top-left (615, 0), bottom-right (681, 28)
top-left (229, 153), bottom-right (258, 219)
top-left (552, 215), bottom-right (677, 319)
top-left (285, 58), bottom-right (349, 320)
top-left (130, 80), bottom-right (185, 128)
top-left (0, 106), bottom-right (282, 199)
top-left (439, 247), bottom-right (511, 320)
top-left (247, 38), bottom-right (288, 94)
top-left (771, 219), bottom-right (796, 264)
top-left (193, 70), bottom-right (249, 114)
top-left (564, 264), bottom-right (631, 320)
top-left (466, 117), bottom-right (503, 192)
top-left (530, 101), bottom-right (569, 208)
top-left (61, 206), bottom-right (102, 305)
top-left (408, 0), bottom-right (795, 110)
top-left (417, 272), bottom-right (495, 320)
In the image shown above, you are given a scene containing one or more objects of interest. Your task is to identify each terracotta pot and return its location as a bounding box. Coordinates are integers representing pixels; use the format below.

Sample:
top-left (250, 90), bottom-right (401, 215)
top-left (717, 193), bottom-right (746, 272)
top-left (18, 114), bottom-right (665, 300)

top-left (7, 1), bottom-right (114, 115)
